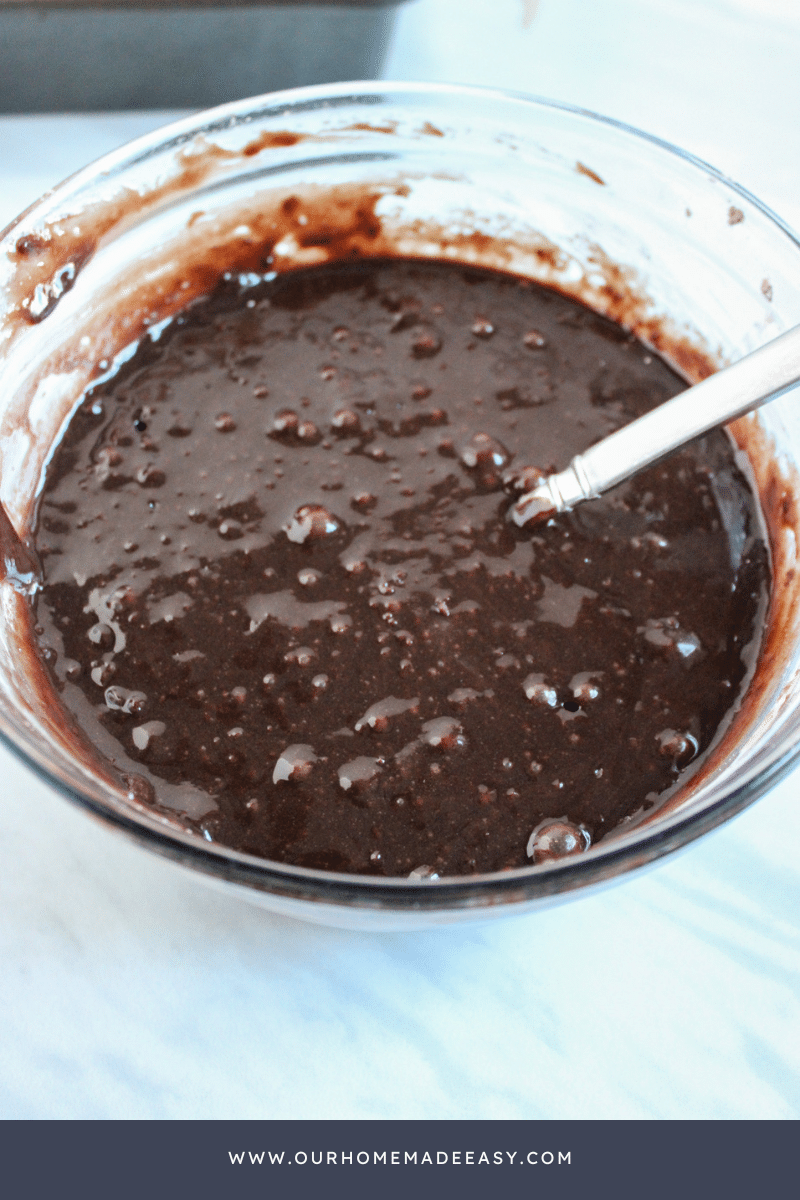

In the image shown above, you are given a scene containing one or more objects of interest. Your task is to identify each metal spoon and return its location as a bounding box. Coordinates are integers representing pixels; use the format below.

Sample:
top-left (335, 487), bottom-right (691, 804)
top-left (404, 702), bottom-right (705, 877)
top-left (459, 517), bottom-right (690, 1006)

top-left (511, 323), bottom-right (800, 527)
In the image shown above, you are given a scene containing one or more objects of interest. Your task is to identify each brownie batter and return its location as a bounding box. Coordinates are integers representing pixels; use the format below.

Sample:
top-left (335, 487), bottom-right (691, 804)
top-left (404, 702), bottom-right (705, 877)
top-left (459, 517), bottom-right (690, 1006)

top-left (32, 259), bottom-right (769, 876)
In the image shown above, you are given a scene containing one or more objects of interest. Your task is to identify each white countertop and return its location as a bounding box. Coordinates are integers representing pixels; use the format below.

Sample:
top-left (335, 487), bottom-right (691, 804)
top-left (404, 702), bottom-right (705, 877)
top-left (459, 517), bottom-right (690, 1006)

top-left (1, 0), bottom-right (799, 1120)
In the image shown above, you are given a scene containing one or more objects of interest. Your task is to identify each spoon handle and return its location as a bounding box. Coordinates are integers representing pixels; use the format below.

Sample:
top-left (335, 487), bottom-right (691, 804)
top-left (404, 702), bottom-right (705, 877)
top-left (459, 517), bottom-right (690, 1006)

top-left (512, 323), bottom-right (800, 526)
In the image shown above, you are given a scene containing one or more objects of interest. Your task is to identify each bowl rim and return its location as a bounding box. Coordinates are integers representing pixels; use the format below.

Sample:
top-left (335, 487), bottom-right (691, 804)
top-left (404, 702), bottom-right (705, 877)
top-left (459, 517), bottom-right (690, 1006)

top-left (3, 79), bottom-right (800, 910)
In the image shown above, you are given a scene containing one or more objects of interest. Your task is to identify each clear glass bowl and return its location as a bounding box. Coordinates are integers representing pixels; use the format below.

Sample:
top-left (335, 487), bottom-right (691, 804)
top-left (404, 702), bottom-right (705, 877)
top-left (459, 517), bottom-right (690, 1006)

top-left (2, 83), bottom-right (800, 930)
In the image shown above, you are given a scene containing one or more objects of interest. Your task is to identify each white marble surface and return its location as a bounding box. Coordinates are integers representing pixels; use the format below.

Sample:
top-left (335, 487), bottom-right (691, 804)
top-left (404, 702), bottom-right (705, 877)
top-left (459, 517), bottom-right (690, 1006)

top-left (2, 0), bottom-right (800, 1120)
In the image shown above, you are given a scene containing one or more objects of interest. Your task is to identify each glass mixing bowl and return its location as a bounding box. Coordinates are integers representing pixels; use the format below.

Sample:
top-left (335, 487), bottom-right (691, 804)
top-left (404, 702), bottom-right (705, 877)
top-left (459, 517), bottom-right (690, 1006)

top-left (2, 83), bottom-right (800, 930)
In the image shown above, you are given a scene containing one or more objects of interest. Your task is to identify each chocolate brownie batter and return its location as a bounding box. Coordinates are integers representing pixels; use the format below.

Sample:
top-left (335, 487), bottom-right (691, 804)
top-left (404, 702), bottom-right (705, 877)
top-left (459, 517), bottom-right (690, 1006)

top-left (32, 260), bottom-right (769, 876)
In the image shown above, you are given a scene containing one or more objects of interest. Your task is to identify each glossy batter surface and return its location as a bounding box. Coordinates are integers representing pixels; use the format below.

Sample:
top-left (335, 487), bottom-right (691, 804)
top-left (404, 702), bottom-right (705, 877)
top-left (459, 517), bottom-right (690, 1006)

top-left (33, 260), bottom-right (769, 875)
